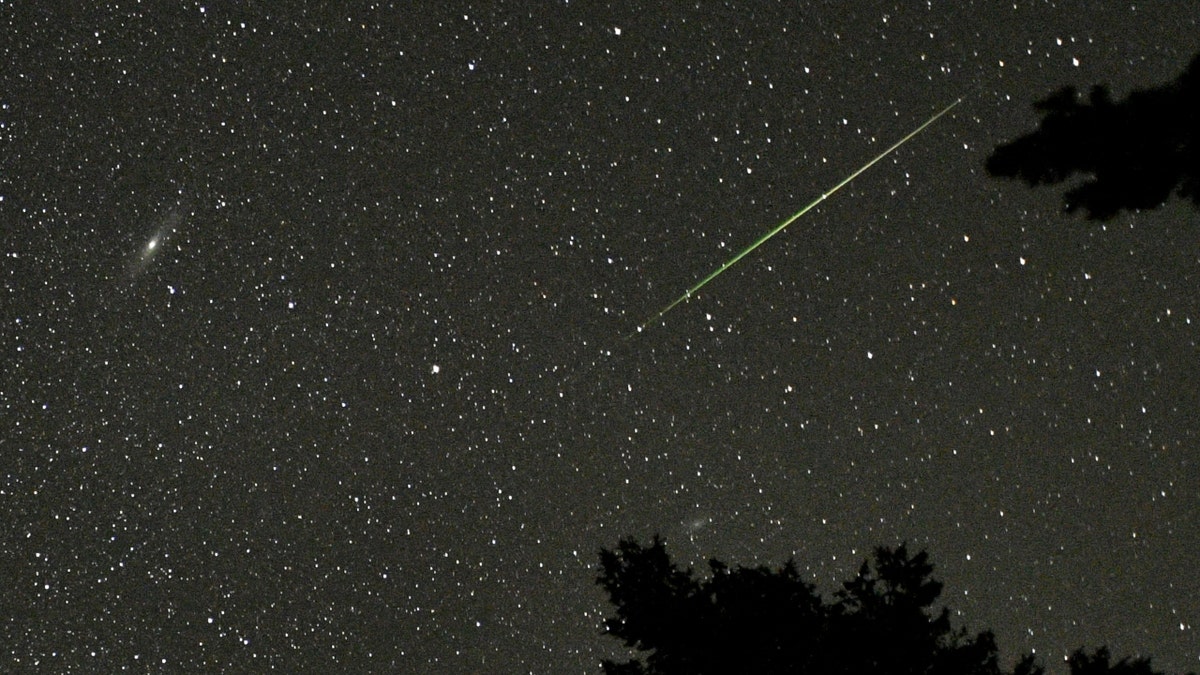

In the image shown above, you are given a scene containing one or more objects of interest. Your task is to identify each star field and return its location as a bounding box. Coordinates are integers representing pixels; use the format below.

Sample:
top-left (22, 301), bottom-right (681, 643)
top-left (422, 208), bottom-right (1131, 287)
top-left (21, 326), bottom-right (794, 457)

top-left (2, 3), bottom-right (1199, 673)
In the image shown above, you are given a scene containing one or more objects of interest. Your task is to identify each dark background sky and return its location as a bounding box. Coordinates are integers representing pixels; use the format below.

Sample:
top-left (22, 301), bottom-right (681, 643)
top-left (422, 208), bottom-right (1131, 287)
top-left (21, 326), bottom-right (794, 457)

top-left (3, 2), bottom-right (1198, 673)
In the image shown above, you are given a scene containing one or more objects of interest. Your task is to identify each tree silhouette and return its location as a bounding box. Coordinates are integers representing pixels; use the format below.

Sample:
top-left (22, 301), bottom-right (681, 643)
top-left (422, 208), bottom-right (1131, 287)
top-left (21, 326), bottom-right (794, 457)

top-left (597, 537), bottom-right (997, 674)
top-left (986, 54), bottom-right (1200, 220)
top-left (596, 536), bottom-right (1195, 675)
top-left (828, 546), bottom-right (1000, 675)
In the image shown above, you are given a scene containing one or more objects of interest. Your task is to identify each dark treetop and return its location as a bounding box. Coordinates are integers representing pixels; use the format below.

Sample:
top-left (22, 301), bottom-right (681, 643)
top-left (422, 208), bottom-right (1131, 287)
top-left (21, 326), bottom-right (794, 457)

top-left (987, 54), bottom-right (1200, 220)
top-left (597, 537), bottom-right (1195, 675)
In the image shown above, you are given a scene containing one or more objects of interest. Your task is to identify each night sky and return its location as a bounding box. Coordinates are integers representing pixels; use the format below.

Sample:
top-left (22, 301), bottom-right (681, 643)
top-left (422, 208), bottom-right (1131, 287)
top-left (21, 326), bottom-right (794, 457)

top-left (3, 3), bottom-right (1199, 673)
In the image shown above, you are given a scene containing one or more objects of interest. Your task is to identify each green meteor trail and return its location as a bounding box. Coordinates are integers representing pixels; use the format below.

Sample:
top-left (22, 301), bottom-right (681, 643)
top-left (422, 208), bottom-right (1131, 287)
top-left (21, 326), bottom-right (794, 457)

top-left (628, 98), bottom-right (962, 338)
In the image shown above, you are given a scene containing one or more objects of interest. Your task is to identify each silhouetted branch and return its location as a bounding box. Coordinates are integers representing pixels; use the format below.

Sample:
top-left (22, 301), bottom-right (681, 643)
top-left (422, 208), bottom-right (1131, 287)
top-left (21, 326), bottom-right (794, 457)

top-left (987, 55), bottom-right (1200, 220)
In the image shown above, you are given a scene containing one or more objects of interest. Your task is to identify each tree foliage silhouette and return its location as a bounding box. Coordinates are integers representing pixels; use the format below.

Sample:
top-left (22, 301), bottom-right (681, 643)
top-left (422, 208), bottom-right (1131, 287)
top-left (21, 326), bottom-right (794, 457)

top-left (596, 536), bottom-right (1194, 675)
top-left (986, 54), bottom-right (1200, 220)
top-left (597, 537), bottom-right (995, 675)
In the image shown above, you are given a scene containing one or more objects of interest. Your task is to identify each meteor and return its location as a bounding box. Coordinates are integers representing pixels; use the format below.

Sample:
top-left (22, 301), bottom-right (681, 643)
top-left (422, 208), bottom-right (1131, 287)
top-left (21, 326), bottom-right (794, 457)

top-left (628, 98), bottom-right (962, 338)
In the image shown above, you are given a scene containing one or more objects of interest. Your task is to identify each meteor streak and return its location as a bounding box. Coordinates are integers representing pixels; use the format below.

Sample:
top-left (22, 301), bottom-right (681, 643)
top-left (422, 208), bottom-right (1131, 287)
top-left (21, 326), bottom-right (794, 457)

top-left (629, 98), bottom-right (962, 338)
